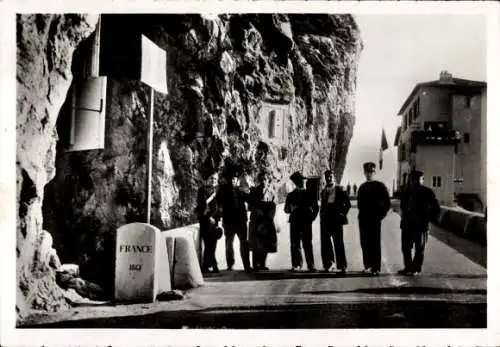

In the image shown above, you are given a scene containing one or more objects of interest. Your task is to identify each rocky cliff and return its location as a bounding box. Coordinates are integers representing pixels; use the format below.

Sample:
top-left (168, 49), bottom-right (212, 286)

top-left (16, 14), bottom-right (99, 319)
top-left (17, 13), bottom-right (362, 319)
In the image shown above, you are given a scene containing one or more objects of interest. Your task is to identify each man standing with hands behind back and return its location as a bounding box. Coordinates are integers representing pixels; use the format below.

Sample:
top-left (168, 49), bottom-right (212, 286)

top-left (398, 170), bottom-right (440, 276)
top-left (285, 171), bottom-right (319, 272)
top-left (218, 166), bottom-right (252, 272)
top-left (357, 162), bottom-right (391, 276)
top-left (320, 170), bottom-right (351, 275)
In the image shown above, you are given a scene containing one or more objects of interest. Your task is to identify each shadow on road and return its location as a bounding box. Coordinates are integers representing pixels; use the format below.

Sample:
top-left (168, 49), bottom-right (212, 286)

top-left (300, 286), bottom-right (486, 295)
top-left (204, 271), bottom-right (387, 282)
top-left (204, 270), bottom-right (486, 282)
top-left (430, 224), bottom-right (487, 268)
top-left (20, 300), bottom-right (486, 329)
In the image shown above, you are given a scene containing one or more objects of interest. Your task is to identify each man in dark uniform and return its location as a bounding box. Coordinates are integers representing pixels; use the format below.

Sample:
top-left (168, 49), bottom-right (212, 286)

top-left (320, 170), bottom-right (351, 275)
top-left (284, 171), bottom-right (319, 272)
top-left (217, 167), bottom-right (252, 272)
top-left (398, 170), bottom-right (440, 276)
top-left (357, 162), bottom-right (391, 276)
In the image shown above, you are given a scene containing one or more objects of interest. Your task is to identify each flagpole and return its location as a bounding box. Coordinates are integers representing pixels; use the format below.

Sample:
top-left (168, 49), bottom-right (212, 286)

top-left (146, 87), bottom-right (154, 224)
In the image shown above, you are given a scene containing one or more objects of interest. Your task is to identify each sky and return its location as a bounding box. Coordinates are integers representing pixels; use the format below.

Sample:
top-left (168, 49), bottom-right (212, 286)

top-left (341, 14), bottom-right (487, 190)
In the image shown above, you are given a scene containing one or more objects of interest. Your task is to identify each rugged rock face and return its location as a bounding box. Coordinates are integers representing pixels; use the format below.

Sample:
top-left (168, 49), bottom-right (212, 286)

top-left (17, 14), bottom-right (362, 318)
top-left (16, 14), bottom-right (98, 319)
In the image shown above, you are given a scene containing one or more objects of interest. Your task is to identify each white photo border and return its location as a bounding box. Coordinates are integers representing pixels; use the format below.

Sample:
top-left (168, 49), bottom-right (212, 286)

top-left (1, 1), bottom-right (499, 346)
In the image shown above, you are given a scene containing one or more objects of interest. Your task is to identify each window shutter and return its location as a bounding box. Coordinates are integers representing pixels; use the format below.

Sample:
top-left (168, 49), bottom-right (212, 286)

top-left (67, 76), bottom-right (107, 152)
top-left (274, 109), bottom-right (284, 141)
top-left (282, 109), bottom-right (288, 145)
top-left (268, 110), bottom-right (276, 138)
top-left (464, 133), bottom-right (470, 143)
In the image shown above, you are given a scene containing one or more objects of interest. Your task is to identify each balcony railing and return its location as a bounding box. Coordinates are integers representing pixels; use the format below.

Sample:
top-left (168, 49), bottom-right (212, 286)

top-left (411, 129), bottom-right (461, 146)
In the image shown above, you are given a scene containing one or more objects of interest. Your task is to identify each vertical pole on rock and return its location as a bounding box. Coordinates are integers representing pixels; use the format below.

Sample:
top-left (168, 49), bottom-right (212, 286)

top-left (146, 87), bottom-right (154, 224)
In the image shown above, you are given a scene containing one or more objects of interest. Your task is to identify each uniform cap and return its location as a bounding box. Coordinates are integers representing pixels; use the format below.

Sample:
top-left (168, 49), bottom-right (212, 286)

top-left (363, 162), bottom-right (376, 172)
top-left (410, 170), bottom-right (424, 180)
top-left (290, 171), bottom-right (306, 183)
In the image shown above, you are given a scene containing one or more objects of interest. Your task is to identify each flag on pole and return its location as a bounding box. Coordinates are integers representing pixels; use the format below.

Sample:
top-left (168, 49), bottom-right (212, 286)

top-left (379, 128), bottom-right (389, 169)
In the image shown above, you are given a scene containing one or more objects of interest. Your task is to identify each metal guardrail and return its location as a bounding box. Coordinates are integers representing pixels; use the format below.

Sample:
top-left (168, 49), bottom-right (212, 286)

top-left (440, 206), bottom-right (485, 218)
top-left (392, 200), bottom-right (486, 245)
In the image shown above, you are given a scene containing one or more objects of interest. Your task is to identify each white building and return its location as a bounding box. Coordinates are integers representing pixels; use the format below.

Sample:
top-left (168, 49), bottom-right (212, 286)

top-left (394, 71), bottom-right (486, 212)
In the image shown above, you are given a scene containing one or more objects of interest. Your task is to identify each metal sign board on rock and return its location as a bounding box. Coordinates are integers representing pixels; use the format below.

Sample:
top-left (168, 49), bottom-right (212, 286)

top-left (67, 77), bottom-right (107, 152)
top-left (115, 223), bottom-right (169, 302)
top-left (140, 35), bottom-right (168, 94)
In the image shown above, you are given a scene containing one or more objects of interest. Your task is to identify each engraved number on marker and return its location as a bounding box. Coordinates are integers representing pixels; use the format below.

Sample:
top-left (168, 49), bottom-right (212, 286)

top-left (129, 264), bottom-right (142, 271)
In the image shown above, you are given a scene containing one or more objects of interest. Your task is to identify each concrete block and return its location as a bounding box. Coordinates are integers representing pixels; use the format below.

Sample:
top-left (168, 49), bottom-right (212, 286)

top-left (437, 209), bottom-right (449, 226)
top-left (162, 227), bottom-right (204, 290)
top-left (465, 215), bottom-right (487, 245)
top-left (442, 209), bottom-right (470, 236)
top-left (439, 207), bottom-right (486, 245)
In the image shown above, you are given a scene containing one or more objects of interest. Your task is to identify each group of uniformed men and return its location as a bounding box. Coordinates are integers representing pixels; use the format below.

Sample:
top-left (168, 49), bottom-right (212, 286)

top-left (197, 161), bottom-right (440, 277)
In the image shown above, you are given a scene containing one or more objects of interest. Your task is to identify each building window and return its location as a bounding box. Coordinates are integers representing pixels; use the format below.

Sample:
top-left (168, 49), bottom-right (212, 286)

top-left (463, 132), bottom-right (470, 143)
top-left (411, 101), bottom-right (418, 122)
top-left (466, 96), bottom-right (472, 108)
top-left (416, 97), bottom-right (420, 118)
top-left (439, 93), bottom-right (452, 115)
top-left (432, 176), bottom-right (442, 188)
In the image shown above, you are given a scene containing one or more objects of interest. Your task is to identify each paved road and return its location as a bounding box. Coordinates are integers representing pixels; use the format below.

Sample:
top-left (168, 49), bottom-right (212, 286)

top-left (25, 204), bottom-right (487, 329)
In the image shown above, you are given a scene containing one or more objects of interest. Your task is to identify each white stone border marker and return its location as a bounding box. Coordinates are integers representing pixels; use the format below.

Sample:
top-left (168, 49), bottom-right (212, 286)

top-left (115, 223), bottom-right (163, 302)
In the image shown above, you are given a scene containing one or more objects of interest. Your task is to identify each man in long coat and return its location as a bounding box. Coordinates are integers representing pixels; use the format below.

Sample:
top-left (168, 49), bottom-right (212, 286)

top-left (398, 170), bottom-right (440, 276)
top-left (357, 162), bottom-right (391, 276)
top-left (248, 171), bottom-right (277, 271)
top-left (196, 171), bottom-right (222, 273)
top-left (320, 170), bottom-right (351, 275)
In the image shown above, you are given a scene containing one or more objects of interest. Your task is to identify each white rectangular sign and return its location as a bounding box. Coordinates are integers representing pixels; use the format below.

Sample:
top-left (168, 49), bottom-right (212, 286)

top-left (140, 35), bottom-right (168, 94)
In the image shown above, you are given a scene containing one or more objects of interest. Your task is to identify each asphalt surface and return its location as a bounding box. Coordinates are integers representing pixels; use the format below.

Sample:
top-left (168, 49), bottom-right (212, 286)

top-left (22, 204), bottom-right (486, 329)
